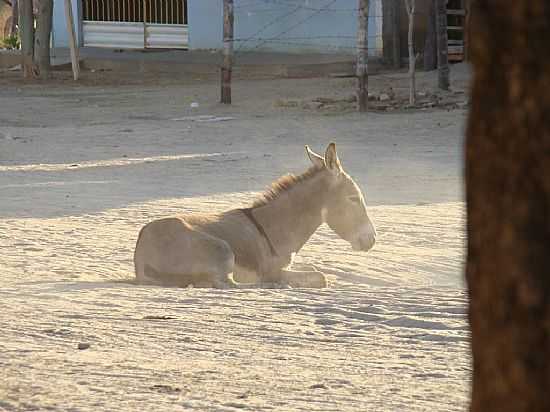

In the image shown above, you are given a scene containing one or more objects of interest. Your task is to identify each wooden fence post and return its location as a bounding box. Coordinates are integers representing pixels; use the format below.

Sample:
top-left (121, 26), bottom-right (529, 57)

top-left (357, 0), bottom-right (369, 112)
top-left (404, 0), bottom-right (417, 105)
top-left (221, 0), bottom-right (234, 104)
top-left (64, 0), bottom-right (80, 80)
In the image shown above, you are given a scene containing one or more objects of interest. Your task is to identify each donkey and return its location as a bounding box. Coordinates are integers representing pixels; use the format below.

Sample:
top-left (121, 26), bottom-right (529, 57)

top-left (134, 143), bottom-right (376, 288)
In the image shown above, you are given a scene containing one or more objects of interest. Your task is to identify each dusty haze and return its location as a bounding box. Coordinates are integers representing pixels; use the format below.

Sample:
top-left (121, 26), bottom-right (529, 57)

top-left (0, 66), bottom-right (469, 411)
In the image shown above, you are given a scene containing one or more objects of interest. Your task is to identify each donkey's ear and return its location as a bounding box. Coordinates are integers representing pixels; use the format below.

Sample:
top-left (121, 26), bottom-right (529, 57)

top-left (305, 145), bottom-right (325, 168)
top-left (324, 143), bottom-right (342, 174)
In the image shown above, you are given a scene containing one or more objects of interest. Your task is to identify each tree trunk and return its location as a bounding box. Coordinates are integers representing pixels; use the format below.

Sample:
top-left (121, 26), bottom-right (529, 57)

top-left (382, 0), bottom-right (392, 64)
top-left (34, 0), bottom-right (53, 78)
top-left (220, 0), bottom-right (234, 104)
top-left (391, 0), bottom-right (400, 68)
top-left (435, 0), bottom-right (449, 90)
top-left (466, 1), bottom-right (550, 411)
top-left (463, 0), bottom-right (471, 61)
top-left (356, 0), bottom-right (369, 112)
top-left (10, 0), bottom-right (18, 37)
top-left (18, 0), bottom-right (35, 78)
top-left (423, 0), bottom-right (437, 71)
top-left (404, 0), bottom-right (416, 105)
top-left (382, 0), bottom-right (399, 68)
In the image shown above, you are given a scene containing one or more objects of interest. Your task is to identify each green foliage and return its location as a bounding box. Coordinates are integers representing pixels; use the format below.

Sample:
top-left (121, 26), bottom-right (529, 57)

top-left (2, 34), bottom-right (20, 50)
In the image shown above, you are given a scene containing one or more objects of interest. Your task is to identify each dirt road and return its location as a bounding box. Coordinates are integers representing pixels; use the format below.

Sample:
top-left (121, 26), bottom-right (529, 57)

top-left (0, 66), bottom-right (469, 411)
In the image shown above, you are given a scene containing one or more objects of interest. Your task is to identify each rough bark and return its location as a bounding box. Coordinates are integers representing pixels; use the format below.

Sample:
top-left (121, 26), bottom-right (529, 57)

top-left (356, 0), bottom-right (369, 112)
top-left (435, 0), bottom-right (449, 89)
top-left (34, 0), bottom-right (53, 78)
top-left (423, 0), bottom-right (437, 70)
top-left (220, 0), bottom-right (234, 104)
top-left (18, 0), bottom-right (35, 78)
top-left (466, 1), bottom-right (550, 411)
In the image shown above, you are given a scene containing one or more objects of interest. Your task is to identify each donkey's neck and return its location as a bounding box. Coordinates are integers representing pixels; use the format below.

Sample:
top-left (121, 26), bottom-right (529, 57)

top-left (252, 171), bottom-right (329, 257)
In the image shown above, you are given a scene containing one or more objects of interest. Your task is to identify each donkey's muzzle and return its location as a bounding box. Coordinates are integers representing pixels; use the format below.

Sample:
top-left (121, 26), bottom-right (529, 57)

top-left (355, 234), bottom-right (375, 251)
top-left (352, 223), bottom-right (376, 252)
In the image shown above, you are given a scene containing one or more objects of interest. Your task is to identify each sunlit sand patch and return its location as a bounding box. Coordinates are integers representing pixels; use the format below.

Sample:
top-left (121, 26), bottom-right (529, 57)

top-left (0, 195), bottom-right (468, 411)
top-left (0, 192), bottom-right (465, 289)
top-left (0, 180), bottom-right (116, 189)
top-left (0, 152), bottom-right (240, 172)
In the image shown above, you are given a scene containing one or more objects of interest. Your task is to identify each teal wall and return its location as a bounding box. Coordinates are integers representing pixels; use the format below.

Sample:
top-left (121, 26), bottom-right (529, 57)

top-left (52, 0), bottom-right (383, 55)
top-left (188, 0), bottom-right (382, 55)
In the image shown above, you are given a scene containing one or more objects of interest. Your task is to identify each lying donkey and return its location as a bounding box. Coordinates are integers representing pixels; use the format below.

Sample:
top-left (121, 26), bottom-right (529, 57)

top-left (134, 143), bottom-right (376, 288)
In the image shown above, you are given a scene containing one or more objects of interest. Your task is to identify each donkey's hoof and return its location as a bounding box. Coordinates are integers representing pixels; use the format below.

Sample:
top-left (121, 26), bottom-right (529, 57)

top-left (309, 272), bottom-right (328, 288)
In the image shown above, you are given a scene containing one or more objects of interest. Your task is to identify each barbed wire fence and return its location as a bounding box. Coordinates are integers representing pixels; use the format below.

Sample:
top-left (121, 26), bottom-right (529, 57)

top-left (220, 0), bottom-right (439, 108)
top-left (220, 0), bottom-right (388, 111)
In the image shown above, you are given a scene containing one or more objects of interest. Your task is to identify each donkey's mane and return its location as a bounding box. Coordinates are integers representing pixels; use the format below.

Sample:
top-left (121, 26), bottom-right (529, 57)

top-left (251, 165), bottom-right (323, 208)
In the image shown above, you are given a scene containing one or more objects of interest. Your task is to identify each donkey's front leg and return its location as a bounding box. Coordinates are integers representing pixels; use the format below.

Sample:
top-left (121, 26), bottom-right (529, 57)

top-left (280, 268), bottom-right (328, 288)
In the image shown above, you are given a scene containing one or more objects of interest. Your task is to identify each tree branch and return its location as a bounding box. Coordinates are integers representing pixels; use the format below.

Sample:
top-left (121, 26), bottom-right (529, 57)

top-left (404, 0), bottom-right (413, 16)
top-left (404, 0), bottom-right (410, 14)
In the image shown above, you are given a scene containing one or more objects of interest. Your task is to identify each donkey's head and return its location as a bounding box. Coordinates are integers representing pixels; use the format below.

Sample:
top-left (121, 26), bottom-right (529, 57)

top-left (306, 143), bottom-right (376, 252)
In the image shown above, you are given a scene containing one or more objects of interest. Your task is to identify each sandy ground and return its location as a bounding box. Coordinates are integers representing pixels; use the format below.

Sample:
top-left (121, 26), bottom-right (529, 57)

top-left (1, 65), bottom-right (469, 411)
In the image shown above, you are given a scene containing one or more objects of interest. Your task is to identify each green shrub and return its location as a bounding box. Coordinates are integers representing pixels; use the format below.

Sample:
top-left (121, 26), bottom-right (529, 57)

top-left (2, 34), bottom-right (20, 50)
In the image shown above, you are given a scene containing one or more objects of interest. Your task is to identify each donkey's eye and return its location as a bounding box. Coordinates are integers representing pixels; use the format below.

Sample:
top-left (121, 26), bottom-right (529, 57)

top-left (348, 195), bottom-right (361, 204)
